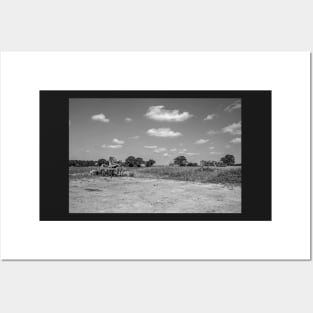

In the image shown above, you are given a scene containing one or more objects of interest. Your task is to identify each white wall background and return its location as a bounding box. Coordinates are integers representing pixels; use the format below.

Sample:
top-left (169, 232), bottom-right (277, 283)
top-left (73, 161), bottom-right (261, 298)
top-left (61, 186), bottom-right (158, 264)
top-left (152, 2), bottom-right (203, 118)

top-left (0, 1), bottom-right (312, 312)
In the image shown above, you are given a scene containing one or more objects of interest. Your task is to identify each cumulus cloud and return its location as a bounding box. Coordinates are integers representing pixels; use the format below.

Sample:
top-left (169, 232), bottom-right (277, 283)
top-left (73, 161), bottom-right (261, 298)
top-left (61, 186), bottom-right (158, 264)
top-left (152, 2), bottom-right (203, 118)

top-left (178, 148), bottom-right (187, 153)
top-left (163, 153), bottom-right (169, 157)
top-left (129, 135), bottom-right (139, 139)
top-left (210, 151), bottom-right (222, 155)
top-left (204, 114), bottom-right (216, 120)
top-left (125, 117), bottom-right (132, 122)
top-left (145, 105), bottom-right (192, 122)
top-left (113, 138), bottom-right (124, 144)
top-left (102, 144), bottom-right (122, 149)
top-left (91, 113), bottom-right (110, 123)
top-left (231, 137), bottom-right (241, 144)
top-left (209, 146), bottom-right (215, 150)
top-left (224, 100), bottom-right (241, 112)
top-left (147, 128), bottom-right (182, 138)
top-left (144, 145), bottom-right (158, 149)
top-left (222, 121), bottom-right (241, 135)
top-left (170, 148), bottom-right (177, 152)
top-left (186, 152), bottom-right (200, 156)
top-left (195, 139), bottom-right (209, 144)
top-left (108, 145), bottom-right (122, 149)
top-left (154, 147), bottom-right (167, 153)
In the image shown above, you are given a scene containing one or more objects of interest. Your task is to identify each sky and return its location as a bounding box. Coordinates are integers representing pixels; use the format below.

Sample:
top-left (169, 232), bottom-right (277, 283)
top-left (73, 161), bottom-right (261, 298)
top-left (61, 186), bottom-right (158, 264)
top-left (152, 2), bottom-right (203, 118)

top-left (69, 98), bottom-right (241, 165)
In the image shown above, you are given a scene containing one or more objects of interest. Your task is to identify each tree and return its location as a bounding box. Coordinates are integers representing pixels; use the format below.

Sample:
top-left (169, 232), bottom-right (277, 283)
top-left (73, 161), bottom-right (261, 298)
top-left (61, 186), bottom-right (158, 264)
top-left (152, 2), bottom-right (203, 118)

top-left (146, 159), bottom-right (156, 167)
top-left (174, 155), bottom-right (188, 166)
top-left (125, 156), bottom-right (136, 167)
top-left (220, 154), bottom-right (235, 166)
top-left (69, 160), bottom-right (75, 166)
top-left (98, 158), bottom-right (109, 166)
top-left (187, 162), bottom-right (198, 167)
top-left (135, 157), bottom-right (145, 167)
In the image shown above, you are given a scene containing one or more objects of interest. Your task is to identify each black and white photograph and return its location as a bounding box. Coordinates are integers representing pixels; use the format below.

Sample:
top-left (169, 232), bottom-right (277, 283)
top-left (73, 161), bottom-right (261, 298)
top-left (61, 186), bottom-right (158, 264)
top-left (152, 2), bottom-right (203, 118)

top-left (69, 98), bottom-right (242, 214)
top-left (1, 2), bottom-right (312, 312)
top-left (4, 51), bottom-right (308, 262)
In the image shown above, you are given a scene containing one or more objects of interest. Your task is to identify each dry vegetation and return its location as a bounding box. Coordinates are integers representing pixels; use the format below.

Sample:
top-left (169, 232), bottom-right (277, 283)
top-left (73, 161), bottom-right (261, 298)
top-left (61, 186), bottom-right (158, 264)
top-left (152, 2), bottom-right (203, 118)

top-left (128, 166), bottom-right (241, 185)
top-left (69, 165), bottom-right (241, 186)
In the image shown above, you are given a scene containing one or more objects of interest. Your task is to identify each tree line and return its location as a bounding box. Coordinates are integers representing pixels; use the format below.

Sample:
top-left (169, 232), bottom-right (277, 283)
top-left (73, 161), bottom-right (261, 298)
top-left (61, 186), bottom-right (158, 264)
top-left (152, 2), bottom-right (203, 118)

top-left (172, 154), bottom-right (239, 167)
top-left (69, 156), bottom-right (156, 168)
top-left (69, 154), bottom-right (240, 168)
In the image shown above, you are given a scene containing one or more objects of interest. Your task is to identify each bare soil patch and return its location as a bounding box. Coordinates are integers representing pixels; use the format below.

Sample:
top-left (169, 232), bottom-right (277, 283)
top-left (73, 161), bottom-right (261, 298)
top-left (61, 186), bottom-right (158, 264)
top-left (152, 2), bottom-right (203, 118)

top-left (69, 176), bottom-right (241, 213)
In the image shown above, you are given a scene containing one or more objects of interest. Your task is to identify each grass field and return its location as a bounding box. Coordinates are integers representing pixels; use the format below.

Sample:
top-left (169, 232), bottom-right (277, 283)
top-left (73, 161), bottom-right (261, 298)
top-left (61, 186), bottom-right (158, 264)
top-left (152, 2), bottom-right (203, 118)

top-left (69, 165), bottom-right (241, 185)
top-left (69, 166), bottom-right (241, 213)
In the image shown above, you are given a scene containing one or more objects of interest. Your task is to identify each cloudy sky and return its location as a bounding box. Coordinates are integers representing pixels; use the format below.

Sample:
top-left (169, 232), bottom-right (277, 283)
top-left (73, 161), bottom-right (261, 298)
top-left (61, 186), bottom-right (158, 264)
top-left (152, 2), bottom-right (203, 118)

top-left (69, 98), bottom-right (241, 165)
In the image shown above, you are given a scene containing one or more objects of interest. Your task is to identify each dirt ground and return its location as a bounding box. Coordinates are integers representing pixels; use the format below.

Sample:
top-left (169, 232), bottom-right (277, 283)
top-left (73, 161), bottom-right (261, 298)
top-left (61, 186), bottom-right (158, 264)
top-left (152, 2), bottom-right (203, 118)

top-left (69, 177), bottom-right (241, 213)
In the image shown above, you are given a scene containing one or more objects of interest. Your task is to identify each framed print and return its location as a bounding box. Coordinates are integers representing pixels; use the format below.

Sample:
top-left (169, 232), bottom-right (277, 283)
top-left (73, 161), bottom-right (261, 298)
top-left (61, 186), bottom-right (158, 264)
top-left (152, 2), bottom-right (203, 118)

top-left (40, 90), bottom-right (271, 221)
top-left (0, 52), bottom-right (310, 260)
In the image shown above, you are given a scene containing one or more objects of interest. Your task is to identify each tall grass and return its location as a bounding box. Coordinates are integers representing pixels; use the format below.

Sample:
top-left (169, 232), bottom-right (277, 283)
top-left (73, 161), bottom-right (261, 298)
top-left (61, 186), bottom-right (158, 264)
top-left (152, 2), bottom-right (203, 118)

top-left (69, 165), bottom-right (241, 185)
top-left (129, 166), bottom-right (241, 185)
top-left (69, 166), bottom-right (97, 174)
top-left (69, 166), bottom-right (97, 180)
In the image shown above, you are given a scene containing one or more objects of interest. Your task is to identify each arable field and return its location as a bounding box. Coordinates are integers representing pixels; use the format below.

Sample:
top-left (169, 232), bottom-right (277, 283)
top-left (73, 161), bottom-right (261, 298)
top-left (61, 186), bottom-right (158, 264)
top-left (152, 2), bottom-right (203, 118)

top-left (69, 166), bottom-right (241, 213)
